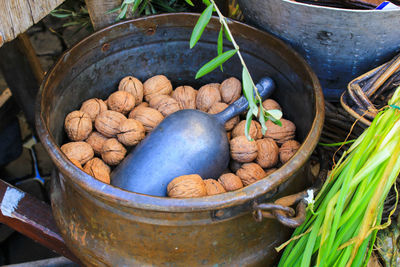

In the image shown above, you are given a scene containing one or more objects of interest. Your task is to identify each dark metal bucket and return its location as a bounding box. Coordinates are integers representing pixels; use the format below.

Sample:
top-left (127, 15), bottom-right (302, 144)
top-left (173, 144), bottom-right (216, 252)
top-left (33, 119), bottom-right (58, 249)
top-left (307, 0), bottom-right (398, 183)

top-left (36, 14), bottom-right (324, 266)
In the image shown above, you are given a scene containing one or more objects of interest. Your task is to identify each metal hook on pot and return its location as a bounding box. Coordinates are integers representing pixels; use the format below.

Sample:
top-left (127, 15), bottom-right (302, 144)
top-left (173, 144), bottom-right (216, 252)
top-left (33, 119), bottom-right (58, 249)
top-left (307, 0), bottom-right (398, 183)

top-left (253, 189), bottom-right (313, 228)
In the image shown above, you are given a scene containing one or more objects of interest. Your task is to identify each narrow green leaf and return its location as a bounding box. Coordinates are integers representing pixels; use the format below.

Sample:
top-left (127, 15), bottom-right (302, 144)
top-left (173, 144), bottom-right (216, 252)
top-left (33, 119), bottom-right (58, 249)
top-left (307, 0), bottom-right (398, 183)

top-left (202, 0), bottom-right (212, 6)
top-left (123, 0), bottom-right (136, 4)
top-left (245, 111), bottom-right (254, 141)
top-left (106, 6), bottom-right (121, 14)
top-left (190, 4), bottom-right (213, 48)
top-left (117, 4), bottom-right (128, 20)
top-left (195, 49), bottom-right (237, 79)
top-left (223, 24), bottom-right (232, 42)
top-left (185, 0), bottom-right (194, 6)
top-left (266, 109), bottom-right (282, 121)
top-left (132, 0), bottom-right (142, 14)
top-left (242, 68), bottom-right (258, 112)
top-left (218, 26), bottom-right (224, 71)
top-left (258, 106), bottom-right (267, 135)
top-left (50, 12), bottom-right (72, 18)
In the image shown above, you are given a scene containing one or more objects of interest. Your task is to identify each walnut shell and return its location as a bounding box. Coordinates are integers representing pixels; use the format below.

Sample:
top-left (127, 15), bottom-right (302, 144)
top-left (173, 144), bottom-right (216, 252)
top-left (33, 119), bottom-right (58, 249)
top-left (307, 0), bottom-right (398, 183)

top-left (83, 157), bottom-right (111, 184)
top-left (264, 119), bottom-right (296, 144)
top-left (265, 168), bottom-right (277, 176)
top-left (218, 173), bottom-right (243, 191)
top-left (196, 83), bottom-right (221, 112)
top-left (279, 140), bottom-right (301, 164)
top-left (137, 102), bottom-right (149, 108)
top-left (227, 131), bottom-right (231, 140)
top-left (204, 179), bottom-right (226, 195)
top-left (208, 102), bottom-right (239, 131)
top-left (143, 75), bottom-right (173, 102)
top-left (256, 138), bottom-right (279, 168)
top-left (149, 94), bottom-right (180, 117)
top-left (220, 77), bottom-right (242, 104)
top-left (80, 98), bottom-right (108, 121)
top-left (86, 131), bottom-right (109, 155)
top-left (118, 76), bottom-right (143, 105)
top-left (117, 119), bottom-right (145, 146)
top-left (129, 106), bottom-right (164, 132)
top-left (232, 120), bottom-right (261, 140)
top-left (95, 110), bottom-right (127, 137)
top-left (69, 159), bottom-right (83, 170)
top-left (236, 163), bottom-right (266, 186)
top-left (107, 91), bottom-right (135, 115)
top-left (101, 138), bottom-right (127, 165)
top-left (167, 174), bottom-right (207, 198)
top-left (61, 141), bottom-right (94, 165)
top-left (262, 99), bottom-right (282, 111)
top-left (230, 136), bottom-right (258, 163)
top-left (64, 111), bottom-right (92, 141)
top-left (172, 86), bottom-right (197, 109)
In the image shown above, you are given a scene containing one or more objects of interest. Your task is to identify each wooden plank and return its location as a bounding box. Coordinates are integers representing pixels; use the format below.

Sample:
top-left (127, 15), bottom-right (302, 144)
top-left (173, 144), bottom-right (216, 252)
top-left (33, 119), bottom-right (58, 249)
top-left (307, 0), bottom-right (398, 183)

top-left (85, 0), bottom-right (122, 30)
top-left (0, 179), bottom-right (82, 264)
top-left (0, 0), bottom-right (65, 47)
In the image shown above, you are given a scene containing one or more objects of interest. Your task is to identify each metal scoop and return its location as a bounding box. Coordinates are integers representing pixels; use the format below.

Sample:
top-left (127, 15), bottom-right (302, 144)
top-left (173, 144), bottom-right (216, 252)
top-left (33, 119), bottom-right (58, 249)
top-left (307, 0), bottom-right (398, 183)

top-left (111, 77), bottom-right (275, 196)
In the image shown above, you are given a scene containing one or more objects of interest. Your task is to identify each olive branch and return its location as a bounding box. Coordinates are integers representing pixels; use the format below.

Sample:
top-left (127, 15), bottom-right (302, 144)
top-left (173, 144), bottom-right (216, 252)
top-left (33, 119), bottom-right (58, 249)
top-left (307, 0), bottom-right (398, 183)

top-left (190, 0), bottom-right (282, 140)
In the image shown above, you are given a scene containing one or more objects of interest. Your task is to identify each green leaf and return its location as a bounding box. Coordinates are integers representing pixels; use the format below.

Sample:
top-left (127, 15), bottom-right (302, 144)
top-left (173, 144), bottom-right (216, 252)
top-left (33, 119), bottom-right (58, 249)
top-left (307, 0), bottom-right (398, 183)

top-left (117, 4), bottom-right (128, 20)
top-left (185, 0), bottom-right (194, 6)
top-left (217, 26), bottom-right (224, 71)
top-left (50, 12), bottom-right (72, 18)
top-left (242, 68), bottom-right (258, 112)
top-left (195, 49), bottom-right (237, 79)
top-left (132, 0), bottom-right (142, 14)
top-left (202, 0), bottom-right (212, 6)
top-left (190, 4), bottom-right (213, 48)
top-left (258, 106), bottom-right (267, 135)
top-left (106, 6), bottom-right (121, 14)
top-left (245, 110), bottom-right (254, 141)
top-left (266, 109), bottom-right (282, 121)
top-left (265, 110), bottom-right (282, 126)
top-left (223, 24), bottom-right (232, 42)
top-left (123, 0), bottom-right (136, 4)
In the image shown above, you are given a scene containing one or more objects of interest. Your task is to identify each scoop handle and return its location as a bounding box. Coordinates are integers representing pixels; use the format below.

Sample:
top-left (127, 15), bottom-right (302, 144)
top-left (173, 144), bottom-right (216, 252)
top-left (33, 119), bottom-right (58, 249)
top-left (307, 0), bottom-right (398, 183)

top-left (214, 77), bottom-right (275, 123)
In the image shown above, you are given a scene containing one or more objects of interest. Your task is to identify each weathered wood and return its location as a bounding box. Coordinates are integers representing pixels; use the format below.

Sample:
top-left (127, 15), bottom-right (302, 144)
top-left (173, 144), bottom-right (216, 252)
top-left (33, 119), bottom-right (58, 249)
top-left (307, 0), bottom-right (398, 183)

top-left (0, 33), bottom-right (43, 126)
top-left (85, 0), bottom-right (122, 30)
top-left (0, 0), bottom-right (65, 47)
top-left (0, 179), bottom-right (82, 264)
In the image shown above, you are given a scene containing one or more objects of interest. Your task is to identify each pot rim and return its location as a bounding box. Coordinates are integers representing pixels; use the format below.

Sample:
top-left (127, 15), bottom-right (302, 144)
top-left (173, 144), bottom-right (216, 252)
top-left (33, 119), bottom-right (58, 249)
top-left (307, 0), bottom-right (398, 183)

top-left (36, 13), bottom-right (324, 212)
top-left (280, 0), bottom-right (400, 13)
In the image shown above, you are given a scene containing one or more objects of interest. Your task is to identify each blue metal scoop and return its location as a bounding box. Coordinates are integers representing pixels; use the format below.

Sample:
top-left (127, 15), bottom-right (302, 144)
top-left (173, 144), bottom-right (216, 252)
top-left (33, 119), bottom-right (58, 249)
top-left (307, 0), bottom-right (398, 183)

top-left (111, 77), bottom-right (275, 196)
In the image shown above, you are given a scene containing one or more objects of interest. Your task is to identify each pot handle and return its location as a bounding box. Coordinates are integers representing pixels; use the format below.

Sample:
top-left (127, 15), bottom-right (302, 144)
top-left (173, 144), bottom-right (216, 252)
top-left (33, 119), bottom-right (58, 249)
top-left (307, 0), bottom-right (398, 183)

top-left (252, 189), bottom-right (314, 228)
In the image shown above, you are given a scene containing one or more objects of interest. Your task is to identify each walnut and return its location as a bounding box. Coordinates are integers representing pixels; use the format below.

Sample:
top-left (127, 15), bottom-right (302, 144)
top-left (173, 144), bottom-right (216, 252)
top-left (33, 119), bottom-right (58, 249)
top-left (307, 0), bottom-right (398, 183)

top-left (262, 99), bottom-right (282, 111)
top-left (69, 159), bottom-right (83, 170)
top-left (220, 77), bottom-right (242, 104)
top-left (107, 91), bottom-right (135, 115)
top-left (229, 160), bottom-right (242, 173)
top-left (232, 120), bottom-right (261, 140)
top-left (218, 173), bottom-right (243, 191)
top-left (230, 136), bottom-right (258, 163)
top-left (95, 110), bottom-right (127, 137)
top-left (149, 94), bottom-right (180, 117)
top-left (256, 138), bottom-right (279, 168)
top-left (196, 83), bottom-right (221, 112)
top-left (227, 131), bottom-right (231, 140)
top-left (118, 76), bottom-right (143, 105)
top-left (279, 140), bottom-right (301, 164)
top-left (101, 138), bottom-right (127, 166)
top-left (137, 102), bottom-right (149, 108)
top-left (143, 75), bottom-right (173, 102)
top-left (117, 119), bottom-right (145, 146)
top-left (264, 119), bottom-right (296, 144)
top-left (172, 86), bottom-right (197, 109)
top-left (83, 157), bottom-right (111, 184)
top-left (129, 106), bottom-right (164, 132)
top-left (167, 174), bottom-right (207, 198)
top-left (236, 163), bottom-right (266, 186)
top-left (208, 102), bottom-right (239, 131)
top-left (64, 111), bottom-right (92, 141)
top-left (61, 141), bottom-right (94, 165)
top-left (204, 179), bottom-right (226, 195)
top-left (86, 131), bottom-right (108, 155)
top-left (80, 98), bottom-right (107, 121)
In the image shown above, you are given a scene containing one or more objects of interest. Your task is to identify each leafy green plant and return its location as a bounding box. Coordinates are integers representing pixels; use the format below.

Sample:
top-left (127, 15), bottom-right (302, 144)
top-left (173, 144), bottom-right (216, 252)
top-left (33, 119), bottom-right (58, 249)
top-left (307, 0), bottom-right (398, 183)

top-left (190, 0), bottom-right (282, 140)
top-left (108, 0), bottom-right (194, 20)
top-left (50, 1), bottom-right (92, 31)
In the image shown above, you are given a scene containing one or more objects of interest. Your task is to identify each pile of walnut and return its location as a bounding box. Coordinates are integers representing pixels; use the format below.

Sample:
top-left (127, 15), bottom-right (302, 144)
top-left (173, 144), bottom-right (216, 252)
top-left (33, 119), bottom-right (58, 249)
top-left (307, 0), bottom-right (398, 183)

top-left (61, 75), bottom-right (300, 197)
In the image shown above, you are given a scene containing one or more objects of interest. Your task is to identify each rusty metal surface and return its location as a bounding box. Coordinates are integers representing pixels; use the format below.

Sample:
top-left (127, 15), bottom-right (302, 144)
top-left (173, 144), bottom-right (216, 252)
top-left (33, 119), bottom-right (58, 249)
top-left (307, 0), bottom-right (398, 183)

top-left (36, 13), bottom-right (324, 266)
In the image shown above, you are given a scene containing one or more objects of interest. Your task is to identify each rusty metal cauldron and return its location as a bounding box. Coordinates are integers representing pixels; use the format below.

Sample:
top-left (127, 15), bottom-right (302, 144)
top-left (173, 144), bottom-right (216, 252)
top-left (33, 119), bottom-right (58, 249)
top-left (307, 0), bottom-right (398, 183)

top-left (36, 14), bottom-right (324, 266)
